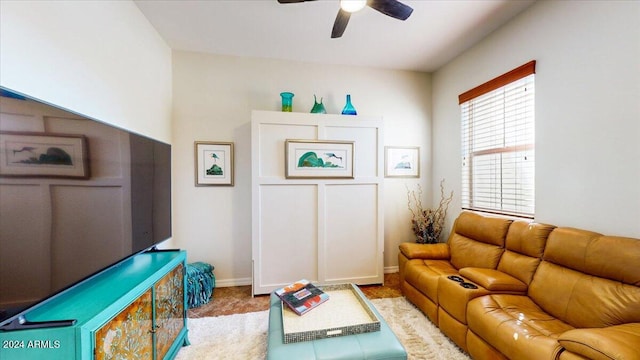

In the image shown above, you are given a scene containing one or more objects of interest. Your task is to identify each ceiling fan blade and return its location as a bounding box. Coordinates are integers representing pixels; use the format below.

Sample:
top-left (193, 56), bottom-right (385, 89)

top-left (368, 0), bottom-right (413, 20)
top-left (277, 0), bottom-right (313, 3)
top-left (331, 9), bottom-right (351, 38)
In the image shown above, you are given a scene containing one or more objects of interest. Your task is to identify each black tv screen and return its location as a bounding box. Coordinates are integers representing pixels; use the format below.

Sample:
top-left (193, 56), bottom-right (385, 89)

top-left (0, 88), bottom-right (172, 328)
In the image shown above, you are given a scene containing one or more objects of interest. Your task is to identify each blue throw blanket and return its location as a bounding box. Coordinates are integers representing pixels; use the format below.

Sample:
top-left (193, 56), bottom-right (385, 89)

top-left (186, 262), bottom-right (215, 309)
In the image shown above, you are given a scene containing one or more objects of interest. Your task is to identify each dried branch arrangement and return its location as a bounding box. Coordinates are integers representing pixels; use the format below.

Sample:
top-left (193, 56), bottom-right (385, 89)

top-left (407, 179), bottom-right (454, 244)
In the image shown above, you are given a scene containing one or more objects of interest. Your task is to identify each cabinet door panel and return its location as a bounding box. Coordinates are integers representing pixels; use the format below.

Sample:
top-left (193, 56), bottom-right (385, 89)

top-left (154, 264), bottom-right (185, 360)
top-left (324, 184), bottom-right (381, 281)
top-left (258, 185), bottom-right (318, 286)
top-left (95, 289), bottom-right (153, 360)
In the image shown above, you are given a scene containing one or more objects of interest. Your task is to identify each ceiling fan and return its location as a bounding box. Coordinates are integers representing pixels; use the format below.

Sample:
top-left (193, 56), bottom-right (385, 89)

top-left (277, 0), bottom-right (414, 38)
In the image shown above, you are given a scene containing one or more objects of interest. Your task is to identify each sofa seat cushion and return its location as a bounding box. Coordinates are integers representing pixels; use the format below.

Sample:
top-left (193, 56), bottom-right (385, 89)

top-left (459, 267), bottom-right (527, 293)
top-left (558, 323), bottom-right (640, 360)
top-left (467, 294), bottom-right (574, 360)
top-left (558, 352), bottom-right (590, 360)
top-left (404, 259), bottom-right (458, 304)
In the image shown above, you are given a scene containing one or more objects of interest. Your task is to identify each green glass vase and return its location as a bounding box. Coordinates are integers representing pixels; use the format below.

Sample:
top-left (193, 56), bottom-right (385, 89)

top-left (310, 95), bottom-right (327, 114)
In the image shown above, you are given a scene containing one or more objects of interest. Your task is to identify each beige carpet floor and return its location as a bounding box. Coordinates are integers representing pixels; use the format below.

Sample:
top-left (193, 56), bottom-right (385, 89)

top-left (176, 296), bottom-right (470, 360)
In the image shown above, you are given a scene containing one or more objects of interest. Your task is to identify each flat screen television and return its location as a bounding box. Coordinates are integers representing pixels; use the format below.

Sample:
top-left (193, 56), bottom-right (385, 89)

top-left (0, 87), bottom-right (172, 329)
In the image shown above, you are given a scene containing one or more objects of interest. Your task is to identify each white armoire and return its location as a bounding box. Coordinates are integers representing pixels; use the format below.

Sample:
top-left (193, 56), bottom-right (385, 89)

top-left (251, 110), bottom-right (384, 295)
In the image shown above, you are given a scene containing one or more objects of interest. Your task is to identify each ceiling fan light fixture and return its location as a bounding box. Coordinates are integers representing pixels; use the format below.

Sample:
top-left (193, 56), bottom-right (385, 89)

top-left (340, 0), bottom-right (367, 13)
top-left (278, 0), bottom-right (413, 39)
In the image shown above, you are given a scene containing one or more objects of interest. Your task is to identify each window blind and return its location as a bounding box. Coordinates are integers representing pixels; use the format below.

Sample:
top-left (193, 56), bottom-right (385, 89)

top-left (460, 61), bottom-right (535, 218)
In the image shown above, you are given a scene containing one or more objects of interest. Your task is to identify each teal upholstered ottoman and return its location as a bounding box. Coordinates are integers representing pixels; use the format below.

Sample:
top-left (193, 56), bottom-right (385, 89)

top-left (185, 262), bottom-right (215, 308)
top-left (267, 286), bottom-right (407, 360)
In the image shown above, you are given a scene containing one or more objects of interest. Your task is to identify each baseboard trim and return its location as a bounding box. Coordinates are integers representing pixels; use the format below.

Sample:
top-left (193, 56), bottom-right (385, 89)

top-left (385, 266), bottom-right (399, 274)
top-left (215, 277), bottom-right (252, 288)
top-left (215, 269), bottom-right (399, 288)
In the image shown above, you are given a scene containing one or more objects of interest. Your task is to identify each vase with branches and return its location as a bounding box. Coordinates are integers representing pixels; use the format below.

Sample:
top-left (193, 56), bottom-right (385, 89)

top-left (407, 179), bottom-right (454, 244)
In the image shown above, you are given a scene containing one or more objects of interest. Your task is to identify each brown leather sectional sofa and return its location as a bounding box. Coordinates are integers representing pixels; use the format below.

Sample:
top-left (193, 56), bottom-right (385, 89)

top-left (398, 211), bottom-right (640, 360)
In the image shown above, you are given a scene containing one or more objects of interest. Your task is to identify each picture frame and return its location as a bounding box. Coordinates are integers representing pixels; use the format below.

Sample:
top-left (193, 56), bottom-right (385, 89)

top-left (285, 139), bottom-right (354, 179)
top-left (0, 131), bottom-right (89, 179)
top-left (195, 141), bottom-right (234, 186)
top-left (385, 146), bottom-right (420, 178)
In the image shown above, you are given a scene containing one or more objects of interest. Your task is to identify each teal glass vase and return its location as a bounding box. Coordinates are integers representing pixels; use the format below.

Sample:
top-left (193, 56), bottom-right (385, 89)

top-left (310, 95), bottom-right (327, 114)
top-left (341, 94), bottom-right (357, 115)
top-left (280, 92), bottom-right (294, 112)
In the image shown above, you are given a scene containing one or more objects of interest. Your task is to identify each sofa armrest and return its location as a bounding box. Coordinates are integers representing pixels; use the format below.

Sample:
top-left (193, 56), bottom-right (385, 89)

top-left (399, 242), bottom-right (450, 260)
top-left (558, 323), bottom-right (640, 360)
top-left (458, 267), bottom-right (527, 293)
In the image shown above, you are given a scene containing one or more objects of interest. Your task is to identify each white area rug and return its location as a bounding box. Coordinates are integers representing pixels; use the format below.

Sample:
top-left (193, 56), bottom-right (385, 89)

top-left (175, 297), bottom-right (471, 360)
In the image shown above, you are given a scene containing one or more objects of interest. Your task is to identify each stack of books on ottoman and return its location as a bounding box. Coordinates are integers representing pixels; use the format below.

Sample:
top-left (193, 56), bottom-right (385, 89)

top-left (274, 279), bottom-right (329, 316)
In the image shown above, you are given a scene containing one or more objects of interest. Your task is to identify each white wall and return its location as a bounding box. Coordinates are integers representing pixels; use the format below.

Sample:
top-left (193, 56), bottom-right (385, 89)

top-left (0, 0), bottom-right (172, 143)
top-left (432, 1), bottom-right (640, 238)
top-left (172, 52), bottom-right (431, 286)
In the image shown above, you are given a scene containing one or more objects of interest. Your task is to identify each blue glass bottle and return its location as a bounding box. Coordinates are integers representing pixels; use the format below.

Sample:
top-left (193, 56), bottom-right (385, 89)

top-left (341, 94), bottom-right (357, 115)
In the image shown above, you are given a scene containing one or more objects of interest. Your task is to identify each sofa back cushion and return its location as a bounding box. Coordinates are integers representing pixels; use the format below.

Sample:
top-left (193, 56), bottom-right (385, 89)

top-left (528, 228), bottom-right (640, 328)
top-left (448, 211), bottom-right (512, 270)
top-left (497, 221), bottom-right (555, 285)
top-left (544, 229), bottom-right (640, 286)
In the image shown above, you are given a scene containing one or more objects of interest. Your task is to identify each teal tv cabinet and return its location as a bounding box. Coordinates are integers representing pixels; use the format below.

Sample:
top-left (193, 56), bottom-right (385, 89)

top-left (0, 250), bottom-right (189, 360)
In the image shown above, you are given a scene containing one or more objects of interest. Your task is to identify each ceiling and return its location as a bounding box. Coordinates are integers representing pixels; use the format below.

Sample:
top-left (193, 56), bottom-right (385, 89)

top-left (134, 0), bottom-right (535, 73)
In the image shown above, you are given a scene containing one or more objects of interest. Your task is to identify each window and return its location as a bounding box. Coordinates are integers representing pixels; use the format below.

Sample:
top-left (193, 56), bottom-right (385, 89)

top-left (459, 61), bottom-right (535, 218)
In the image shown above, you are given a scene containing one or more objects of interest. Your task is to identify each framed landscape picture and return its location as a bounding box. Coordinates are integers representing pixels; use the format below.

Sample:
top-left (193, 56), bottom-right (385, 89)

top-left (385, 146), bottom-right (420, 178)
top-left (195, 141), bottom-right (234, 186)
top-left (285, 139), bottom-right (354, 179)
top-left (0, 131), bottom-right (89, 179)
